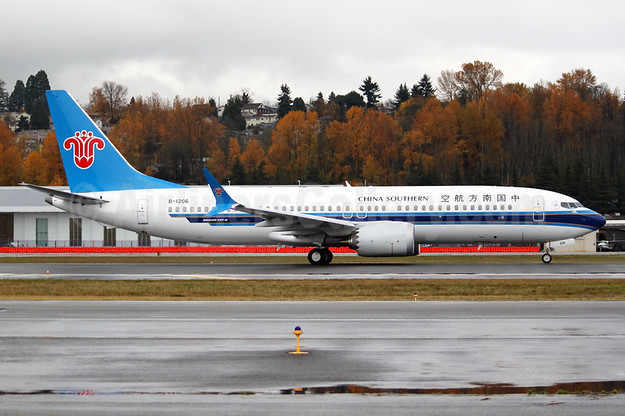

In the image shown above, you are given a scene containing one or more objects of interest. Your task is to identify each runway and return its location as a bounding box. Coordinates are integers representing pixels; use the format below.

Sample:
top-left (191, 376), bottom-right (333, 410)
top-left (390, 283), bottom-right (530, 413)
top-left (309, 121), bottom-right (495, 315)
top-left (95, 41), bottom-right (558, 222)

top-left (1, 301), bottom-right (624, 415)
top-left (2, 261), bottom-right (625, 280)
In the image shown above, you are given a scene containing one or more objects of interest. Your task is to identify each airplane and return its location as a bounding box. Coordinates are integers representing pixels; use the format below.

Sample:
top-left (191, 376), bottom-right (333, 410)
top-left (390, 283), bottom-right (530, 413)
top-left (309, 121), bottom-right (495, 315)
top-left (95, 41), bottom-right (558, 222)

top-left (25, 90), bottom-right (606, 265)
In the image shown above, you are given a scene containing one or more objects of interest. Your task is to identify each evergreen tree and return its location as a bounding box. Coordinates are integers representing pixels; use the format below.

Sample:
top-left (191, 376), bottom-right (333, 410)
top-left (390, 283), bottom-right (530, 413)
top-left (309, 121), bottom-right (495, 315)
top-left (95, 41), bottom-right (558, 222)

top-left (393, 83), bottom-right (410, 110)
top-left (277, 84), bottom-right (292, 119)
top-left (359, 76), bottom-right (381, 109)
top-left (221, 93), bottom-right (249, 130)
top-left (0, 80), bottom-right (8, 112)
top-left (293, 97), bottom-right (306, 112)
top-left (24, 70), bottom-right (50, 114)
top-left (8, 80), bottom-right (25, 112)
top-left (412, 74), bottom-right (436, 97)
top-left (229, 156), bottom-right (247, 184)
top-left (29, 98), bottom-right (50, 129)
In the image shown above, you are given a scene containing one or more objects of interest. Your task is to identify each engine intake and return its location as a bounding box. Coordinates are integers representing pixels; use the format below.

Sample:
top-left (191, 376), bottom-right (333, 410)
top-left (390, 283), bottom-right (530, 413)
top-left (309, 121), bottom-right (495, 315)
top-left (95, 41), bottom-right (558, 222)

top-left (349, 221), bottom-right (418, 257)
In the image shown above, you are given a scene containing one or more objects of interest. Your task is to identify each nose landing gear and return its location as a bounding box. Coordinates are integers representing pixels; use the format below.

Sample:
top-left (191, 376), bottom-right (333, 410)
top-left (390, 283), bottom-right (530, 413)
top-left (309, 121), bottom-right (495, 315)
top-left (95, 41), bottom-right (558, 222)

top-left (541, 252), bottom-right (552, 264)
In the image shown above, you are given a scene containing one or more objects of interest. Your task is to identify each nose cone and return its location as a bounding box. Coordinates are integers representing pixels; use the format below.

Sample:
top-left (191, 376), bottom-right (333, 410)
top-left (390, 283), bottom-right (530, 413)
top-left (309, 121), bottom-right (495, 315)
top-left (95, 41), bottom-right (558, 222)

top-left (586, 211), bottom-right (606, 230)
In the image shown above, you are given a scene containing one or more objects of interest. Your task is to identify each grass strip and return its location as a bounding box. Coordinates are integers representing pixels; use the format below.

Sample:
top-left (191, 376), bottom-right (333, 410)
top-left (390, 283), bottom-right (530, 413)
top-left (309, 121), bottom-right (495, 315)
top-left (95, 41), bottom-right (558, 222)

top-left (1, 279), bottom-right (624, 301)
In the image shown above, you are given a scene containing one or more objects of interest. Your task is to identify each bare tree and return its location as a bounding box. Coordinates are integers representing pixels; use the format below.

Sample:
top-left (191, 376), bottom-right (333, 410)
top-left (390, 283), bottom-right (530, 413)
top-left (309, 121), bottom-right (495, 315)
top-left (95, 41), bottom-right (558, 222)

top-left (89, 81), bottom-right (129, 123)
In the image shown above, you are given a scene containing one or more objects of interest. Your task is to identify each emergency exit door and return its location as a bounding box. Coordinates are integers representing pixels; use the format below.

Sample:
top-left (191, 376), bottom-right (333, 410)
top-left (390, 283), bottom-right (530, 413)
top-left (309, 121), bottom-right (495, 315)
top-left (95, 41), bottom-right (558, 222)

top-left (137, 199), bottom-right (149, 224)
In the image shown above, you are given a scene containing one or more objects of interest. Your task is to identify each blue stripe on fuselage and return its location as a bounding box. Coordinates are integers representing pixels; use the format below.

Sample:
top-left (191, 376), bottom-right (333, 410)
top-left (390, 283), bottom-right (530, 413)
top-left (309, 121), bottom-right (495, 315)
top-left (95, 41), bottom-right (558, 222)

top-left (171, 210), bottom-right (602, 230)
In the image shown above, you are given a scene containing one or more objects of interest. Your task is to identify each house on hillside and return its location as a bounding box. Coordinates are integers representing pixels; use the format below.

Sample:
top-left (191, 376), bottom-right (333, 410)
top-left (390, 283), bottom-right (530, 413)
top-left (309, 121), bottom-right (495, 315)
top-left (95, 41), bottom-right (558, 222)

top-left (241, 103), bottom-right (278, 128)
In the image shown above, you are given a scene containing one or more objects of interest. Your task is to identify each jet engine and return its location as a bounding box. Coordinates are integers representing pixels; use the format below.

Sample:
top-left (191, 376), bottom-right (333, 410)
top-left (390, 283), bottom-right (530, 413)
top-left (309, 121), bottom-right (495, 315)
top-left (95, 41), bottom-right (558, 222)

top-left (349, 221), bottom-right (419, 257)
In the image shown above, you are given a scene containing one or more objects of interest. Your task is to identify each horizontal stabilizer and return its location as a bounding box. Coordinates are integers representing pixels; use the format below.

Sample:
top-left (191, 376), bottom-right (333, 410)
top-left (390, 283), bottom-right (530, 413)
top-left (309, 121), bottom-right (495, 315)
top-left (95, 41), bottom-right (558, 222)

top-left (22, 183), bottom-right (109, 205)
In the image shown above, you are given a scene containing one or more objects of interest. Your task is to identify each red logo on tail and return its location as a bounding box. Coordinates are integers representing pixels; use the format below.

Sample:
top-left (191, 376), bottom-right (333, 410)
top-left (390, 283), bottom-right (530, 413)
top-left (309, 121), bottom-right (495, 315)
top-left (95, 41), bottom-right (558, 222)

top-left (213, 188), bottom-right (224, 196)
top-left (63, 131), bottom-right (105, 169)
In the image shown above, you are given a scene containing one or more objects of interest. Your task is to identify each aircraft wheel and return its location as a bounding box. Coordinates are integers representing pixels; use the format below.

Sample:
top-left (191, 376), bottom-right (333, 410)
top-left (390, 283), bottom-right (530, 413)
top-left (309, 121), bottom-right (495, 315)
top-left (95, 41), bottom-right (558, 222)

top-left (308, 248), bottom-right (327, 265)
top-left (541, 253), bottom-right (552, 264)
top-left (308, 248), bottom-right (333, 265)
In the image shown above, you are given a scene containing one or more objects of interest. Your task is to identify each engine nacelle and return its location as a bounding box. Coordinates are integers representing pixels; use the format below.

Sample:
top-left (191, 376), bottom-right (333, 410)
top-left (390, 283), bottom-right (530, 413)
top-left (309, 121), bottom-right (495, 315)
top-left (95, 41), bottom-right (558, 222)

top-left (349, 221), bottom-right (419, 257)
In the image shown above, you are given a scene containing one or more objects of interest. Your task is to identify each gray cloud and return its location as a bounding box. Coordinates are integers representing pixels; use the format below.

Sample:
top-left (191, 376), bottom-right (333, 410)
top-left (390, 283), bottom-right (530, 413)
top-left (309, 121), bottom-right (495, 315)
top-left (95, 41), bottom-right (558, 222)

top-left (3, 0), bottom-right (624, 105)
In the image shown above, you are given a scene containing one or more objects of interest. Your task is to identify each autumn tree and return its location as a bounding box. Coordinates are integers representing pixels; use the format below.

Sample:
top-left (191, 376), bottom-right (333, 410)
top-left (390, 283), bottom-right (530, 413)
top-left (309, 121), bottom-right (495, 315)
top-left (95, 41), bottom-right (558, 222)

top-left (401, 98), bottom-right (459, 184)
top-left (361, 109), bottom-right (401, 184)
top-left (89, 81), bottom-right (129, 123)
top-left (310, 92), bottom-right (327, 119)
top-left (439, 61), bottom-right (503, 102)
top-left (0, 121), bottom-right (22, 185)
top-left (266, 111), bottom-right (319, 183)
top-left (240, 138), bottom-right (267, 183)
top-left (39, 131), bottom-right (66, 185)
top-left (22, 151), bottom-right (47, 184)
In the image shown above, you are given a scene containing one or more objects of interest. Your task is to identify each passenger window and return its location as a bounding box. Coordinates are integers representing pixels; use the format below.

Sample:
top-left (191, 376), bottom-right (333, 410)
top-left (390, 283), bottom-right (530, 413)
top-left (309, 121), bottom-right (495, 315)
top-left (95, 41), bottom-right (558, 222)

top-left (168, 207), bottom-right (172, 213)
top-left (175, 207), bottom-right (180, 213)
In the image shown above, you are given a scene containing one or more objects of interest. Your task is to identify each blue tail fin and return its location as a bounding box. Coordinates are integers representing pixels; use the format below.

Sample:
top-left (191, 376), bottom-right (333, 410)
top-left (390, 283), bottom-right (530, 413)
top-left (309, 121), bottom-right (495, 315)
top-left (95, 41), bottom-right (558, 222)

top-left (46, 90), bottom-right (184, 193)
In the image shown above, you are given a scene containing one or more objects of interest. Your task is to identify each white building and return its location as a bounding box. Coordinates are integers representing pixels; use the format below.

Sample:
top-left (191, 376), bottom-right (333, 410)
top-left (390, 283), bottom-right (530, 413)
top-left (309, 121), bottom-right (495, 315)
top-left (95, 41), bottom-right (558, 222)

top-left (0, 186), bottom-right (178, 247)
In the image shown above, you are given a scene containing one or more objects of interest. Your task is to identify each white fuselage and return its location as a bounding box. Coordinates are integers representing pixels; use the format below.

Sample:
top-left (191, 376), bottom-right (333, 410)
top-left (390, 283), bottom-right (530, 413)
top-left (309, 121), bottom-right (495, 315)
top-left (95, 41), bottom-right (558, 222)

top-left (49, 184), bottom-right (603, 247)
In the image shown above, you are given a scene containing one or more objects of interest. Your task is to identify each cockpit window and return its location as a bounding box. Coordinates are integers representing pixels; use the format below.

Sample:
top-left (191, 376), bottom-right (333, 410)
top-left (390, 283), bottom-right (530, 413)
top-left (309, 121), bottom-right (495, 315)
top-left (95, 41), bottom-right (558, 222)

top-left (561, 201), bottom-right (583, 209)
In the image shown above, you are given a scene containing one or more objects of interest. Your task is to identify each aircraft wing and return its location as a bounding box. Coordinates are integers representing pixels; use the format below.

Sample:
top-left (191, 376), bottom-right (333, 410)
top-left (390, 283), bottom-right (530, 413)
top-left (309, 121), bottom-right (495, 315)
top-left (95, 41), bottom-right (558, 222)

top-left (234, 204), bottom-right (357, 236)
top-left (22, 183), bottom-right (109, 205)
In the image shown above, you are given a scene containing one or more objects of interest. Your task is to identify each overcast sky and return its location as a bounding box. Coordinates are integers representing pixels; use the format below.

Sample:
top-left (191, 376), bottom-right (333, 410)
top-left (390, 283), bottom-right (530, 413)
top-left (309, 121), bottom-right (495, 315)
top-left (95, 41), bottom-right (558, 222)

top-left (3, 0), bottom-right (624, 106)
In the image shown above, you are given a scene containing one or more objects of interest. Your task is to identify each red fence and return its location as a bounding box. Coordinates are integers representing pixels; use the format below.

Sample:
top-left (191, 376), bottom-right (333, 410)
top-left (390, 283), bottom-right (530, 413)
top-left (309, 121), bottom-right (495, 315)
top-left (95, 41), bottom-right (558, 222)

top-left (0, 246), bottom-right (540, 254)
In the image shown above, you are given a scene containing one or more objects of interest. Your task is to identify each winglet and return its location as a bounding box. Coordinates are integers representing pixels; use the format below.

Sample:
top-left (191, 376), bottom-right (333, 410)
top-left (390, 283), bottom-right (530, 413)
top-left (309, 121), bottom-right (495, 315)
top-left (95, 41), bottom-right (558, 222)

top-left (202, 168), bottom-right (238, 215)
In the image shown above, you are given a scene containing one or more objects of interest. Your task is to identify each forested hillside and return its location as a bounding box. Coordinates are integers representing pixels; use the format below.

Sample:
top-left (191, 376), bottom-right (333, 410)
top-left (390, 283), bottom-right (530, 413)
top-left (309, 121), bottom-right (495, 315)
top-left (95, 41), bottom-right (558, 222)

top-left (1, 63), bottom-right (624, 213)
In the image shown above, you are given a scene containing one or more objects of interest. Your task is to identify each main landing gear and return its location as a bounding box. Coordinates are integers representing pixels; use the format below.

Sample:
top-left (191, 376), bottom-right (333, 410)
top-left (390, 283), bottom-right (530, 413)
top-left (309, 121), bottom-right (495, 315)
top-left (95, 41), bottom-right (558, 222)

top-left (308, 248), bottom-right (334, 265)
